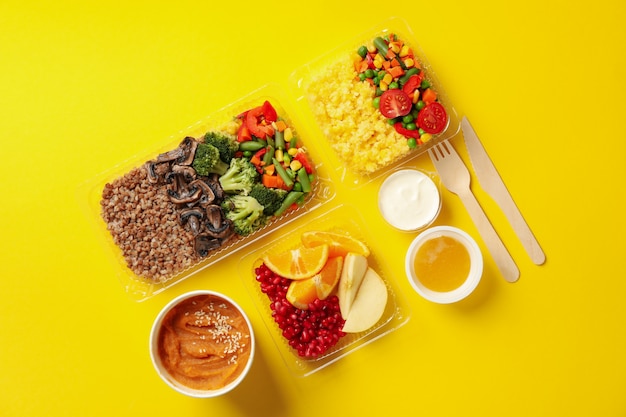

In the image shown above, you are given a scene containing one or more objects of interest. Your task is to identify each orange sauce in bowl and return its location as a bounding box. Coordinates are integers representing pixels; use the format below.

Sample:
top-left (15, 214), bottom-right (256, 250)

top-left (413, 236), bottom-right (470, 292)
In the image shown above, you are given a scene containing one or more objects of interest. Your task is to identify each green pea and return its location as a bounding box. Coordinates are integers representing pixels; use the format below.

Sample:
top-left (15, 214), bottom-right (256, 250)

top-left (243, 150), bottom-right (253, 158)
top-left (364, 69), bottom-right (374, 78)
top-left (402, 114), bottom-right (414, 124)
top-left (376, 87), bottom-right (383, 96)
top-left (357, 45), bottom-right (368, 58)
top-left (420, 79), bottom-right (431, 89)
top-left (373, 97), bottom-right (380, 109)
top-left (405, 122), bottom-right (417, 130)
top-left (293, 182), bottom-right (302, 192)
top-left (388, 118), bottom-right (396, 126)
top-left (418, 128), bottom-right (426, 135)
top-left (415, 100), bottom-right (426, 110)
top-left (407, 138), bottom-right (417, 149)
top-left (389, 82), bottom-right (399, 90)
top-left (378, 70), bottom-right (387, 79)
top-left (359, 73), bottom-right (366, 81)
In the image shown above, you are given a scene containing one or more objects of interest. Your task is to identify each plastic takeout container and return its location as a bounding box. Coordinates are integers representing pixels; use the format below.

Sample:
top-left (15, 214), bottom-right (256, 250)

top-left (149, 290), bottom-right (255, 397)
top-left (79, 84), bottom-right (336, 301)
top-left (239, 204), bottom-right (410, 377)
top-left (289, 16), bottom-right (460, 187)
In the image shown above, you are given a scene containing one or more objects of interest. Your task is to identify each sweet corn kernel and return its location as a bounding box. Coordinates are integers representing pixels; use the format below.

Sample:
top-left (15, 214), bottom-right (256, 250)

top-left (399, 45), bottom-right (410, 57)
top-left (284, 127), bottom-right (293, 142)
top-left (389, 42), bottom-right (401, 54)
top-left (379, 81), bottom-right (389, 91)
top-left (374, 59), bottom-right (383, 69)
top-left (383, 73), bottom-right (393, 85)
top-left (287, 147), bottom-right (298, 156)
top-left (412, 90), bottom-right (420, 103)
top-left (289, 160), bottom-right (303, 171)
top-left (403, 58), bottom-right (414, 68)
top-left (274, 148), bottom-right (283, 161)
top-left (367, 44), bottom-right (377, 53)
top-left (420, 133), bottom-right (433, 143)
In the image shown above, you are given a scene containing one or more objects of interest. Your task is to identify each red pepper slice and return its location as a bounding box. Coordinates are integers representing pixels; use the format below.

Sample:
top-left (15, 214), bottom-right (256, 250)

top-left (261, 100), bottom-right (277, 123)
top-left (402, 74), bottom-right (423, 96)
top-left (237, 122), bottom-right (252, 142)
top-left (393, 122), bottom-right (422, 140)
top-left (245, 104), bottom-right (275, 139)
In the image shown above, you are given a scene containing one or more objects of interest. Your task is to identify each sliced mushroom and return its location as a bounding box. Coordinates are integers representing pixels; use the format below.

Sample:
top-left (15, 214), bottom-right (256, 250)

top-left (172, 164), bottom-right (197, 183)
top-left (145, 160), bottom-right (160, 184)
top-left (176, 137), bottom-right (199, 166)
top-left (189, 178), bottom-right (215, 207)
top-left (179, 207), bottom-right (204, 235)
top-left (205, 205), bottom-right (234, 239)
top-left (167, 184), bottom-right (202, 205)
top-left (194, 233), bottom-right (221, 257)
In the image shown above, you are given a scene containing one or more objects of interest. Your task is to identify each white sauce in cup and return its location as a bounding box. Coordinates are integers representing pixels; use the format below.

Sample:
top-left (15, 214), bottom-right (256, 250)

top-left (378, 169), bottom-right (441, 232)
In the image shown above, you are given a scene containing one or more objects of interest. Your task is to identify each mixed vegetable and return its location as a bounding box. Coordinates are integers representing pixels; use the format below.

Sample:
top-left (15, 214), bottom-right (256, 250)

top-left (355, 33), bottom-right (448, 148)
top-left (205, 100), bottom-right (316, 237)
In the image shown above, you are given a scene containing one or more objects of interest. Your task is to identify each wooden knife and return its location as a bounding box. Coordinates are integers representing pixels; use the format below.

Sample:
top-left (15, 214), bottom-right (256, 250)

top-left (461, 117), bottom-right (546, 265)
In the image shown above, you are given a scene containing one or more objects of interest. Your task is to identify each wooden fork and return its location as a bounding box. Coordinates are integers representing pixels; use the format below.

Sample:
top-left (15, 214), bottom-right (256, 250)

top-left (429, 140), bottom-right (520, 283)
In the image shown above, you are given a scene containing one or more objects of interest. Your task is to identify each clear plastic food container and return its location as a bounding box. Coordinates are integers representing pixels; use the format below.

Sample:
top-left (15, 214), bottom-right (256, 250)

top-left (79, 84), bottom-right (336, 301)
top-left (239, 204), bottom-right (411, 377)
top-left (289, 16), bottom-right (460, 187)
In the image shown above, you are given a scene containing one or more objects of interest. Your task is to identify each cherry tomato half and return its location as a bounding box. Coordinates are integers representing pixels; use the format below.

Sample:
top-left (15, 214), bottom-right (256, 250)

top-left (417, 102), bottom-right (448, 134)
top-left (379, 89), bottom-right (412, 119)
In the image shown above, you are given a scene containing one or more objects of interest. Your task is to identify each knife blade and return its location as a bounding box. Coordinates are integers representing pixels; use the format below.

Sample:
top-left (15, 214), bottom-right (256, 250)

top-left (461, 117), bottom-right (546, 265)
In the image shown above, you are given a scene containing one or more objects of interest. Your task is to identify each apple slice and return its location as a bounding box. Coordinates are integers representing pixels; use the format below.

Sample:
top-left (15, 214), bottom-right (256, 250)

top-left (342, 267), bottom-right (388, 333)
top-left (337, 253), bottom-right (369, 319)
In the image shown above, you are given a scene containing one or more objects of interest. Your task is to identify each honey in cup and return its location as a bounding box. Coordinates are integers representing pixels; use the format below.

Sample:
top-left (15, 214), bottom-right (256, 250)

top-left (414, 235), bottom-right (470, 292)
top-left (406, 226), bottom-right (482, 303)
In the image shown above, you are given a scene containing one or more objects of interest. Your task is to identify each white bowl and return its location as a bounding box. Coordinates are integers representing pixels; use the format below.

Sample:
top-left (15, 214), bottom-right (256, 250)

top-left (149, 290), bottom-right (255, 397)
top-left (405, 226), bottom-right (483, 303)
top-left (378, 169), bottom-right (441, 232)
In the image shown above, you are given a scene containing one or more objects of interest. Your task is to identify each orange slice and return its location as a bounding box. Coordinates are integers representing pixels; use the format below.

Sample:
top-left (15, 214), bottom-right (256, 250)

top-left (301, 231), bottom-right (370, 258)
top-left (286, 277), bottom-right (318, 310)
top-left (262, 244), bottom-right (329, 280)
top-left (313, 256), bottom-right (344, 300)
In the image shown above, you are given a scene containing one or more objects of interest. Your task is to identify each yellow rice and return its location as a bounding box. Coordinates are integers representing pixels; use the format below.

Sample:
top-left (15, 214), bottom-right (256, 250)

top-left (306, 55), bottom-right (411, 175)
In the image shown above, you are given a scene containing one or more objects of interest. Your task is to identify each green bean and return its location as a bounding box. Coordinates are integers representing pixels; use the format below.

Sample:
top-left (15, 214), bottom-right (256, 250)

top-left (262, 145), bottom-right (274, 166)
top-left (274, 129), bottom-right (285, 150)
top-left (373, 37), bottom-right (388, 56)
top-left (297, 167), bottom-right (311, 193)
top-left (239, 140), bottom-right (265, 152)
top-left (272, 158), bottom-right (294, 188)
top-left (273, 191), bottom-right (304, 217)
top-left (399, 67), bottom-right (420, 85)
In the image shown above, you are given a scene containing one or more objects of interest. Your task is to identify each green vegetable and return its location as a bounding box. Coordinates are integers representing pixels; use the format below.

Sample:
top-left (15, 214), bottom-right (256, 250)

top-left (249, 183), bottom-right (287, 215)
top-left (274, 130), bottom-right (285, 150)
top-left (373, 37), bottom-right (388, 56)
top-left (297, 168), bottom-right (311, 193)
top-left (238, 140), bottom-right (266, 152)
top-left (262, 145), bottom-right (274, 166)
top-left (398, 67), bottom-right (420, 86)
top-left (357, 45), bottom-right (368, 58)
top-left (218, 157), bottom-right (259, 195)
top-left (221, 195), bottom-right (266, 236)
top-left (272, 158), bottom-right (294, 189)
top-left (273, 191), bottom-right (304, 217)
top-left (203, 131), bottom-right (239, 164)
top-left (192, 143), bottom-right (229, 176)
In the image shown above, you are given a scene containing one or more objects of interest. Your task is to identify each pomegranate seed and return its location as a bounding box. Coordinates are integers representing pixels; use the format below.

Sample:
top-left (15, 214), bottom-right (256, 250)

top-left (255, 263), bottom-right (346, 358)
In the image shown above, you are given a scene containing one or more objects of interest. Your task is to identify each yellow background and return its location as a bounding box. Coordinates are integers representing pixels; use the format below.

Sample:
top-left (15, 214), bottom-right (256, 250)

top-left (2, 1), bottom-right (625, 416)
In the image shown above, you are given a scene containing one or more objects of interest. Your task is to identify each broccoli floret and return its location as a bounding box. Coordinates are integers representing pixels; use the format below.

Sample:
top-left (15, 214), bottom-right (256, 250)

top-left (192, 143), bottom-right (229, 176)
top-left (221, 195), bottom-right (266, 236)
top-left (218, 158), bottom-right (258, 195)
top-left (203, 131), bottom-right (239, 164)
top-left (249, 183), bottom-right (288, 216)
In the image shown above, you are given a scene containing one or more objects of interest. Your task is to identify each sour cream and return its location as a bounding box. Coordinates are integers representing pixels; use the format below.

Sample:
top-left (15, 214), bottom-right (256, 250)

top-left (378, 169), bottom-right (441, 232)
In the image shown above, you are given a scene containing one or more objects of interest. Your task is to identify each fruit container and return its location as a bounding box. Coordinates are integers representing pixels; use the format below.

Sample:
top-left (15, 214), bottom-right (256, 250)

top-left (239, 204), bottom-right (411, 377)
top-left (79, 83), bottom-right (336, 301)
top-left (289, 16), bottom-right (460, 187)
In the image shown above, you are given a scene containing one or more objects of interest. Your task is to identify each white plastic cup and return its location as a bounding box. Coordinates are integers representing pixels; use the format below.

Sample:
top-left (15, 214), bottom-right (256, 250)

top-left (405, 226), bottom-right (483, 303)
